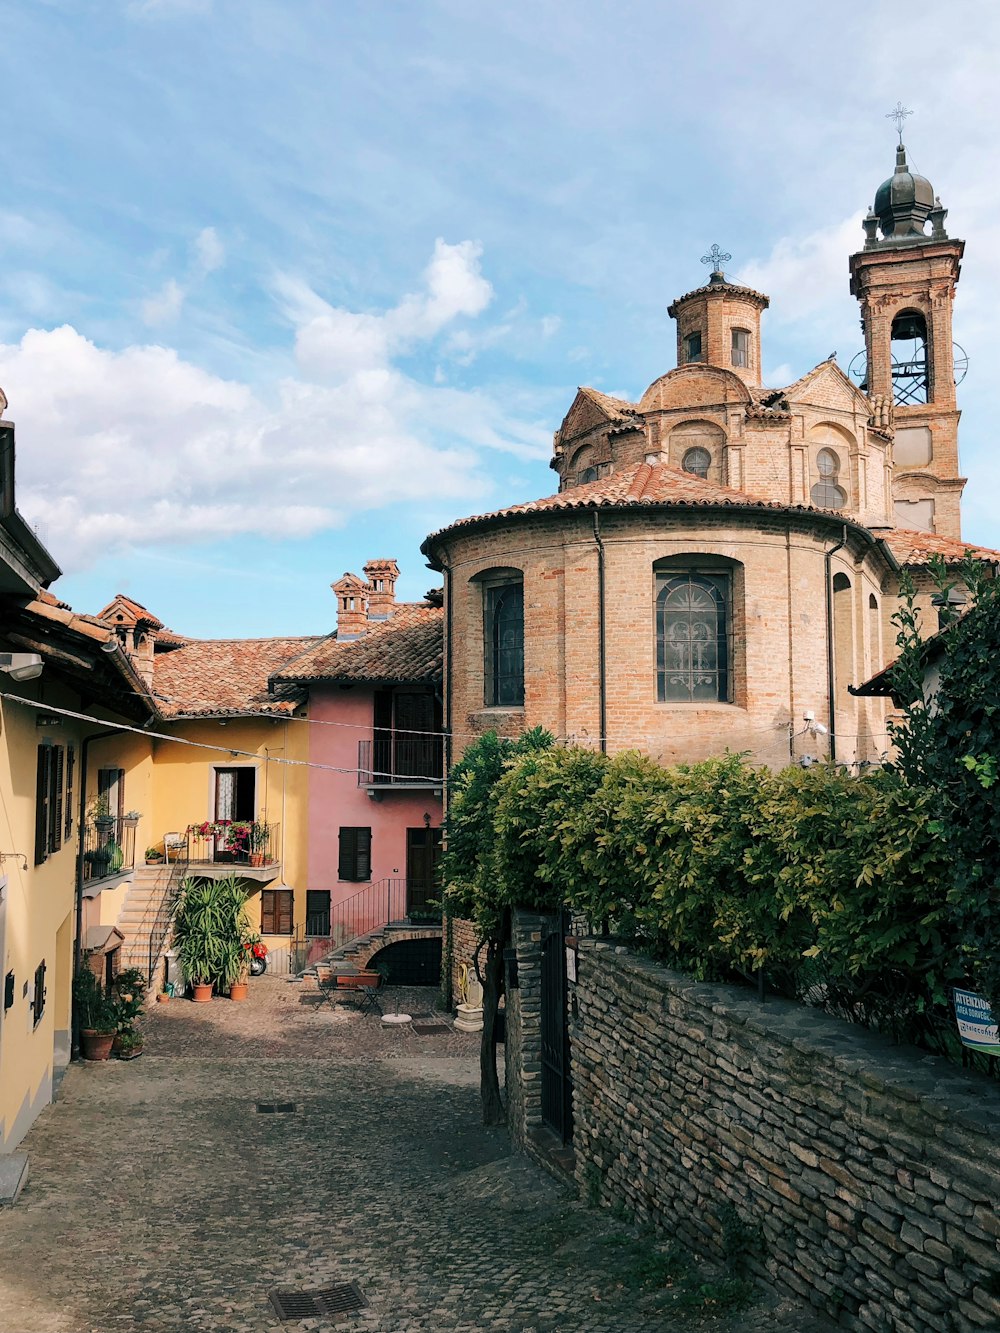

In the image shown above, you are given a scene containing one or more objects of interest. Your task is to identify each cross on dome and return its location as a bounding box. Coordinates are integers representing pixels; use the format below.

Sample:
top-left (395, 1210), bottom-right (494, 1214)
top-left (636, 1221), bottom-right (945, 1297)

top-left (886, 101), bottom-right (912, 143)
top-left (700, 244), bottom-right (731, 276)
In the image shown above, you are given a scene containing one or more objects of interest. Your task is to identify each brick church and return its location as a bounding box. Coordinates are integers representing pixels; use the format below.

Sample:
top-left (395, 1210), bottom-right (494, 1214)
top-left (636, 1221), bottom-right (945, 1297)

top-left (423, 136), bottom-right (999, 771)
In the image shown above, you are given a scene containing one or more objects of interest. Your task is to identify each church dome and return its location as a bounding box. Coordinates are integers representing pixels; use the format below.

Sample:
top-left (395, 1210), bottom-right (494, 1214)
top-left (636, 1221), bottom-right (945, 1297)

top-left (874, 143), bottom-right (934, 239)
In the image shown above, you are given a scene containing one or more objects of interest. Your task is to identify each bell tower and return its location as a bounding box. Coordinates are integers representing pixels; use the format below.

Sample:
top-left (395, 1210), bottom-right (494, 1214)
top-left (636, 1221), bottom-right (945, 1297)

top-left (849, 119), bottom-right (966, 539)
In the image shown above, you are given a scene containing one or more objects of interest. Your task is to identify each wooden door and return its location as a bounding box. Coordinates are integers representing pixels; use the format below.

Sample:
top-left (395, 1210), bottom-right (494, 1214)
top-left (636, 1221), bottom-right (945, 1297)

top-left (405, 827), bottom-right (442, 916)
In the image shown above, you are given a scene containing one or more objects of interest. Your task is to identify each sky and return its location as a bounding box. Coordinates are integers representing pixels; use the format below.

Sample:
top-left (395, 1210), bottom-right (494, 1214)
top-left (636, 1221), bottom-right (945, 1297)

top-left (2, 0), bottom-right (999, 637)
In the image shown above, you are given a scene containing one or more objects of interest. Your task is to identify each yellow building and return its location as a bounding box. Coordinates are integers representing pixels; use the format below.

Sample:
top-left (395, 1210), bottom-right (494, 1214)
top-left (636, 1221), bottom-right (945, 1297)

top-left (0, 412), bottom-right (155, 1160)
top-left (88, 596), bottom-right (317, 977)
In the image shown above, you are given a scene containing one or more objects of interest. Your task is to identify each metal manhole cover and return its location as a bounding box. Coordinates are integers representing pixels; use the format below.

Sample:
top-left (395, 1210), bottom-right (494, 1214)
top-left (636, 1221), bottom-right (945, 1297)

top-left (269, 1283), bottom-right (368, 1321)
top-left (256, 1102), bottom-right (297, 1114)
top-left (412, 1023), bottom-right (450, 1035)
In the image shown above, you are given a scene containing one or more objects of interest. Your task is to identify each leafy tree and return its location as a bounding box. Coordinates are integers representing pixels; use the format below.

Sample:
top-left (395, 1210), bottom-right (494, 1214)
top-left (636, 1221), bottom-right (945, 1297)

top-left (888, 556), bottom-right (1000, 1010)
top-left (441, 727), bottom-right (553, 1124)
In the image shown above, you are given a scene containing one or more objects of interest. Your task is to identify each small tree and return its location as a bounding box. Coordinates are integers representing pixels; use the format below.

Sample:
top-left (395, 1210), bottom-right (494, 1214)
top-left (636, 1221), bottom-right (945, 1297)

top-left (441, 727), bottom-right (553, 1124)
top-left (888, 556), bottom-right (1000, 1009)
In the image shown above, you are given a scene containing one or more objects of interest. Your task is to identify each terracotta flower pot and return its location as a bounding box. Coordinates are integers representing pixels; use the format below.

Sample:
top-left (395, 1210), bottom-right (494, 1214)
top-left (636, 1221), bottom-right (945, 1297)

top-left (191, 982), bottom-right (213, 1003)
top-left (81, 1029), bottom-right (115, 1061)
top-left (229, 981), bottom-right (249, 1001)
top-left (249, 851), bottom-right (265, 867)
top-left (156, 992), bottom-right (170, 1004)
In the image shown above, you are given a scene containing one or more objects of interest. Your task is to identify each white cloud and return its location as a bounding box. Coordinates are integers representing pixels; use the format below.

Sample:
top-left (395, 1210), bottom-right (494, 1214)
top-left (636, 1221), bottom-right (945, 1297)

top-left (193, 226), bottom-right (225, 275)
top-left (288, 238), bottom-right (494, 384)
top-left (739, 214), bottom-right (864, 325)
top-left (1, 241), bottom-right (549, 569)
top-left (141, 278), bottom-right (184, 327)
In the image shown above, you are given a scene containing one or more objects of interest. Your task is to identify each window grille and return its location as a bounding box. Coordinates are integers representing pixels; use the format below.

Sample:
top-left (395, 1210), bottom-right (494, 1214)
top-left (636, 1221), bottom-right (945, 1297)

top-left (656, 571), bottom-right (730, 702)
top-left (484, 582), bottom-right (524, 707)
top-left (682, 447), bottom-right (711, 479)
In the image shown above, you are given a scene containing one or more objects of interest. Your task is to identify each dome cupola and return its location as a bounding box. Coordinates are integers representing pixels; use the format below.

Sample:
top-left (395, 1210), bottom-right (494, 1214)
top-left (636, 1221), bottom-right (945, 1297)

top-left (873, 143), bottom-right (936, 240)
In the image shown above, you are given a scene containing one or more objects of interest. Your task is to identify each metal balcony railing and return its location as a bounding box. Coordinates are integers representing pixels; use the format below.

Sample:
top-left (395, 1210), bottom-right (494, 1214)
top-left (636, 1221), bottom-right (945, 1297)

top-left (357, 735), bottom-right (444, 786)
top-left (81, 816), bottom-right (137, 885)
top-left (183, 820), bottom-right (282, 868)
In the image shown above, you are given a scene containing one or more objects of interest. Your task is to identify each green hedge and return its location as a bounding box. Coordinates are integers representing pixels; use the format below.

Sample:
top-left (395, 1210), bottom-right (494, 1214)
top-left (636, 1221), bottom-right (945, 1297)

top-left (458, 740), bottom-right (967, 1050)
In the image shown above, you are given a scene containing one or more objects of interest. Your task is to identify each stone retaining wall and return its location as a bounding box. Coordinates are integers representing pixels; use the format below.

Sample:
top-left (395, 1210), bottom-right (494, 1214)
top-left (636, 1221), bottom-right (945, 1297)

top-left (504, 910), bottom-right (547, 1150)
top-left (570, 939), bottom-right (1000, 1332)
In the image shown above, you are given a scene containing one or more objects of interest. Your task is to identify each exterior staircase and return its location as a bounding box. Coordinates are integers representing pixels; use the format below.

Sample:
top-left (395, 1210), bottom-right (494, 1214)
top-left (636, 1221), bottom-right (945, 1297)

top-left (300, 920), bottom-right (442, 984)
top-left (116, 861), bottom-right (185, 982)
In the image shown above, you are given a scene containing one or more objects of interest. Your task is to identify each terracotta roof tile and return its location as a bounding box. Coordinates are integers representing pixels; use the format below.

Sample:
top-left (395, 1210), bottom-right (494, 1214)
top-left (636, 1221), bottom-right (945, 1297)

top-left (883, 528), bottom-right (1000, 568)
top-left (424, 461), bottom-right (808, 547)
top-left (577, 386), bottom-right (639, 419)
top-left (273, 606), bottom-right (443, 685)
top-left (153, 636), bottom-right (320, 718)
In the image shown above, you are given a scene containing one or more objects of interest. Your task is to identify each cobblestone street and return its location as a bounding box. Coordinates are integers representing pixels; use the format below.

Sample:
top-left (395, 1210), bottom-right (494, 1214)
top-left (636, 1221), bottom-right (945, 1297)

top-left (0, 979), bottom-right (825, 1333)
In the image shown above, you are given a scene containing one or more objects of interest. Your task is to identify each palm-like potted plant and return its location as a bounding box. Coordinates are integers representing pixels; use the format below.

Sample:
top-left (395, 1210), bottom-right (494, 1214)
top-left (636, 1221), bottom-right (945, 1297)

top-left (171, 876), bottom-right (228, 1001)
top-left (74, 967), bottom-right (118, 1060)
top-left (171, 874), bottom-right (253, 1001)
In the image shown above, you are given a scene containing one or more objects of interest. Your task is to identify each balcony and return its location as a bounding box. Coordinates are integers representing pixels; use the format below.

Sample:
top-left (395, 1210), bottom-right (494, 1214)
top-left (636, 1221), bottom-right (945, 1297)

top-left (81, 816), bottom-right (137, 889)
top-left (181, 820), bottom-right (283, 883)
top-left (358, 734), bottom-right (444, 797)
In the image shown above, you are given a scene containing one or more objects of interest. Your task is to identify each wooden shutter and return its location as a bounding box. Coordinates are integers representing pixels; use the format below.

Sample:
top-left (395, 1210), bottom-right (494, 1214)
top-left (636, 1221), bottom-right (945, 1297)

top-left (339, 827), bottom-right (372, 881)
top-left (261, 891), bottom-right (275, 934)
top-left (35, 746), bottom-right (52, 865)
top-left (356, 828), bottom-right (371, 881)
top-left (65, 746), bottom-right (75, 840)
top-left (276, 890), bottom-right (293, 935)
top-left (50, 747), bottom-right (64, 853)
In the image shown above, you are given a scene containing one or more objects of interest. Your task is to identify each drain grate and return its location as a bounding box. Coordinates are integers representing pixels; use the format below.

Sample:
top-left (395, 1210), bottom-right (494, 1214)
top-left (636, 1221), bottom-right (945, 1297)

top-left (269, 1282), bottom-right (368, 1321)
top-left (256, 1101), bottom-right (297, 1114)
top-left (412, 1023), bottom-right (450, 1035)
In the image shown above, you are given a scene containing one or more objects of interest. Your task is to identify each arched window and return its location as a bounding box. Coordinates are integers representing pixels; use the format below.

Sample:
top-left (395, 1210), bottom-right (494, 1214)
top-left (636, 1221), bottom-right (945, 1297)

top-left (483, 579), bottom-right (524, 707)
top-left (656, 572), bottom-right (729, 702)
top-left (681, 447), bottom-right (711, 479)
top-left (578, 466), bottom-right (598, 485)
top-left (811, 449), bottom-right (847, 509)
top-left (868, 593), bottom-right (881, 674)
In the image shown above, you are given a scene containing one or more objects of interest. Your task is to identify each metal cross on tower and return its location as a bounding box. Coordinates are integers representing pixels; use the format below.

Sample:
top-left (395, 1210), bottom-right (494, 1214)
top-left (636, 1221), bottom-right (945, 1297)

top-left (886, 101), bottom-right (912, 143)
top-left (701, 244), bottom-right (731, 275)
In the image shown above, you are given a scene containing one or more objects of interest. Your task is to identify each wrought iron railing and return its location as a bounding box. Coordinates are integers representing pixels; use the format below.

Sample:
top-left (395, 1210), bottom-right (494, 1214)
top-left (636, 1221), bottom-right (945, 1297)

top-left (81, 816), bottom-right (137, 885)
top-left (146, 860), bottom-right (186, 985)
top-left (183, 821), bottom-right (282, 868)
top-left (357, 735), bottom-right (444, 786)
top-left (290, 876), bottom-right (441, 973)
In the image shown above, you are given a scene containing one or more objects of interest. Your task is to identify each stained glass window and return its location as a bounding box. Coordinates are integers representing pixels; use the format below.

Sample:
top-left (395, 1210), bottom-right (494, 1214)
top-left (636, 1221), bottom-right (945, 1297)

top-left (656, 572), bottom-right (729, 702)
top-left (485, 582), bottom-right (524, 707)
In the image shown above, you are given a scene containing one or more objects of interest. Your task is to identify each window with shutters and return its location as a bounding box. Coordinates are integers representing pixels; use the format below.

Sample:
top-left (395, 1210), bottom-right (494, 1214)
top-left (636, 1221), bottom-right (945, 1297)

top-left (34, 744), bottom-right (65, 864)
top-left (65, 746), bottom-right (75, 841)
top-left (260, 889), bottom-right (293, 935)
top-left (32, 959), bottom-right (46, 1027)
top-left (338, 826), bottom-right (372, 881)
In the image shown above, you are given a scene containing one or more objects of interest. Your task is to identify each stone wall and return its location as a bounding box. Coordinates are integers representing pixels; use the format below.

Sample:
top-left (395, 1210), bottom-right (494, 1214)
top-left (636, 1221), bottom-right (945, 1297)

top-left (503, 910), bottom-right (547, 1151)
top-left (569, 939), bottom-right (1000, 1333)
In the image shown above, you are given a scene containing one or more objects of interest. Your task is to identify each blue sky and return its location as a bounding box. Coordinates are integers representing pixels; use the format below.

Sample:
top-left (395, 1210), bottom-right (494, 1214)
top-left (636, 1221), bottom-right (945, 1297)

top-left (2, 0), bottom-right (998, 637)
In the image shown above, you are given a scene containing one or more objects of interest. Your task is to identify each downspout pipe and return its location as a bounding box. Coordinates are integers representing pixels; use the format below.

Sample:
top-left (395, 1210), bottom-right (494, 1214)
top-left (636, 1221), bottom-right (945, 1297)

top-left (824, 526), bottom-right (849, 765)
top-left (72, 727), bottom-right (118, 1059)
top-left (593, 513), bottom-right (607, 754)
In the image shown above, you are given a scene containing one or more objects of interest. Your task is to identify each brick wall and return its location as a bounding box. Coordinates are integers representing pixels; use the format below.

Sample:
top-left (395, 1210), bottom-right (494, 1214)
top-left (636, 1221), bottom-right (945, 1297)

top-left (567, 938), bottom-right (1000, 1333)
top-left (442, 509), bottom-right (893, 771)
top-left (447, 914), bottom-right (479, 1007)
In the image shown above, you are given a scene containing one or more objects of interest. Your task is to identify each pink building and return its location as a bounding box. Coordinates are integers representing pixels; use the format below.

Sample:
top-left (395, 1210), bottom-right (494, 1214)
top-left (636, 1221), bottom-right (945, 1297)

top-left (272, 561), bottom-right (444, 949)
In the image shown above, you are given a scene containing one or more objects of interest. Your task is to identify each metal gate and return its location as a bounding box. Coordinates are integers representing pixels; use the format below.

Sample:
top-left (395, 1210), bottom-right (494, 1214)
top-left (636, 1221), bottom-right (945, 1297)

top-left (540, 911), bottom-right (573, 1142)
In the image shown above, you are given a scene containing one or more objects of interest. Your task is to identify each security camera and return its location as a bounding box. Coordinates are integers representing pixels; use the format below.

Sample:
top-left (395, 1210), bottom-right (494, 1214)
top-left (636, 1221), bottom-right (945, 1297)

top-left (810, 721), bottom-right (828, 736)
top-left (0, 652), bottom-right (44, 682)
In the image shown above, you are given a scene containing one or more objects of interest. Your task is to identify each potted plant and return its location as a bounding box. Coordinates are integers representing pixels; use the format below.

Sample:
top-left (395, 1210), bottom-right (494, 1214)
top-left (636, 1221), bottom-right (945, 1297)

top-left (73, 967), bottom-right (118, 1060)
top-left (248, 820), bottom-right (271, 867)
top-left (171, 873), bottom-right (252, 1001)
top-left (145, 845), bottom-right (164, 865)
top-left (89, 794), bottom-right (115, 832)
top-left (171, 876), bottom-right (227, 1001)
top-left (122, 809), bottom-right (141, 829)
top-left (110, 968), bottom-right (146, 1055)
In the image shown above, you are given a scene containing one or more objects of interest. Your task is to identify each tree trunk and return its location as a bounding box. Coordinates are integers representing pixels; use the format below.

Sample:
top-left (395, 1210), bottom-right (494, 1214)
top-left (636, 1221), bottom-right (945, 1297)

top-left (477, 911), bottom-right (508, 1125)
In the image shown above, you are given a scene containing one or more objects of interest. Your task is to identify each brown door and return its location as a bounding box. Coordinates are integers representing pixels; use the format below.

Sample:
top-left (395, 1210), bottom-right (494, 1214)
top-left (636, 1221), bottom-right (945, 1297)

top-left (405, 827), bottom-right (442, 917)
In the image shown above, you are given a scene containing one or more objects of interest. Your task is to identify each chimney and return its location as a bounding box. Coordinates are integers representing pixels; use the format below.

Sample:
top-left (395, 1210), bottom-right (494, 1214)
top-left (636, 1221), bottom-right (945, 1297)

top-left (363, 559), bottom-right (400, 621)
top-left (132, 630), bottom-right (156, 688)
top-left (332, 573), bottom-right (369, 639)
